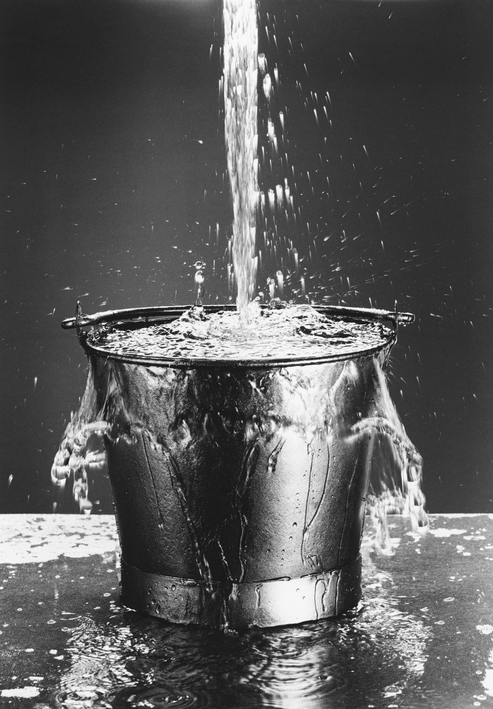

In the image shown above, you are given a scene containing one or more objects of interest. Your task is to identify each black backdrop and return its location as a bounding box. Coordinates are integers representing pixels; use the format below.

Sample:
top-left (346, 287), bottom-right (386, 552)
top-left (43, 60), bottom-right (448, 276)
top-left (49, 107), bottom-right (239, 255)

top-left (1, 0), bottom-right (492, 513)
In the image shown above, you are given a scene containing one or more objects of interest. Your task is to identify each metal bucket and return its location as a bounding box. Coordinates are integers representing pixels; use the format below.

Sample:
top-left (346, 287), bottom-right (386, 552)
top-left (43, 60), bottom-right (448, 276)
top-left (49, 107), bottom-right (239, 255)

top-left (62, 304), bottom-right (412, 628)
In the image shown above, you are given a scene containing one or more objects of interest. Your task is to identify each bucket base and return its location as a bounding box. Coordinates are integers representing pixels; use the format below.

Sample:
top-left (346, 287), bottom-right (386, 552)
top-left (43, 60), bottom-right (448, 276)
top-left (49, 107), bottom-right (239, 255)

top-left (120, 556), bottom-right (362, 628)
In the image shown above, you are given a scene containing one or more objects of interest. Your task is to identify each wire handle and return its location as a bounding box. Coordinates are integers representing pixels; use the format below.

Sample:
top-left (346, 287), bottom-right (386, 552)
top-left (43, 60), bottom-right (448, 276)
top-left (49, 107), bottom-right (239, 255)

top-left (61, 302), bottom-right (415, 331)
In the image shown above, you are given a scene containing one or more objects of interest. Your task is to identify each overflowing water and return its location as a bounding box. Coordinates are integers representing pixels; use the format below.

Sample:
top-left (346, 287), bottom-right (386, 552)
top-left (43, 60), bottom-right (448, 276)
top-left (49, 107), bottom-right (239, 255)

top-left (87, 304), bottom-right (394, 362)
top-left (53, 0), bottom-right (426, 612)
top-left (52, 309), bottom-right (426, 558)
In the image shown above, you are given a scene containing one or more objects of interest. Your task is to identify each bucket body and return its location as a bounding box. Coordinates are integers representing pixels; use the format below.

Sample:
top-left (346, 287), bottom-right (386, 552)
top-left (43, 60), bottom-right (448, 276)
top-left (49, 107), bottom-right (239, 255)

top-left (78, 305), bottom-right (398, 628)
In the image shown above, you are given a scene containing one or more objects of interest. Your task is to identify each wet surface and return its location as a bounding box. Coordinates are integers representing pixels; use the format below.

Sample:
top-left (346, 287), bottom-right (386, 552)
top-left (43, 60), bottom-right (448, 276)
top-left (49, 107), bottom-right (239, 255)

top-left (1, 514), bottom-right (492, 707)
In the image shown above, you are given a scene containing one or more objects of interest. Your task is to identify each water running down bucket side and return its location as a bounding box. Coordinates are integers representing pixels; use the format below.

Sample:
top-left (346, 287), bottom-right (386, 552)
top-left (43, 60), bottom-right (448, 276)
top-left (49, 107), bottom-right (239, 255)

top-left (52, 304), bottom-right (424, 627)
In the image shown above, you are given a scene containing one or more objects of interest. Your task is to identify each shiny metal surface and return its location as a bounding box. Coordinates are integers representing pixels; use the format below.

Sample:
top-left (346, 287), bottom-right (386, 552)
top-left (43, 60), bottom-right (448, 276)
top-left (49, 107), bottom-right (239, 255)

top-left (120, 557), bottom-right (361, 628)
top-left (74, 306), bottom-right (398, 627)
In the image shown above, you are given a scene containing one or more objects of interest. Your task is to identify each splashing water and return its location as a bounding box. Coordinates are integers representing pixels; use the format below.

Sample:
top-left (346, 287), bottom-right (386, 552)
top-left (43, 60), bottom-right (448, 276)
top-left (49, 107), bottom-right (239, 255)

top-left (224, 0), bottom-right (259, 317)
top-left (51, 374), bottom-right (110, 515)
top-left (359, 362), bottom-right (427, 552)
top-left (53, 1), bottom-right (427, 551)
top-left (86, 304), bottom-right (394, 361)
top-left (52, 307), bottom-right (426, 548)
top-left (220, 0), bottom-right (427, 544)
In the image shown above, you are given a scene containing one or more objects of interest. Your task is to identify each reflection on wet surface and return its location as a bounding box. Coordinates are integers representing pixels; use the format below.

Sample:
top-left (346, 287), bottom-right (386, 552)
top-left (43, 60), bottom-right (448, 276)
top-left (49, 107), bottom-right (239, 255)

top-left (1, 515), bottom-right (492, 707)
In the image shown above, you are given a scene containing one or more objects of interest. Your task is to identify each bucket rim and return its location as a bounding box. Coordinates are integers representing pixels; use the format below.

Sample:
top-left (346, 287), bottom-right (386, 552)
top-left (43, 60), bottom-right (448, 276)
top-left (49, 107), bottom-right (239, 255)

top-left (63, 303), bottom-right (412, 369)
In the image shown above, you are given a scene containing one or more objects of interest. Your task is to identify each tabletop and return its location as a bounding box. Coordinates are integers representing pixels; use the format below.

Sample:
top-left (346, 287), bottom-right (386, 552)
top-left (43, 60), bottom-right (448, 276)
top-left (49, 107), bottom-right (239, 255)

top-left (1, 514), bottom-right (492, 708)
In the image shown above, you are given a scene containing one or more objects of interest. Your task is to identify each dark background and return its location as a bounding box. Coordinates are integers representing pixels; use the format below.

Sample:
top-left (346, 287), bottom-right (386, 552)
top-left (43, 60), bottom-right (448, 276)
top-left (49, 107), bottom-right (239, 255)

top-left (1, 0), bottom-right (492, 513)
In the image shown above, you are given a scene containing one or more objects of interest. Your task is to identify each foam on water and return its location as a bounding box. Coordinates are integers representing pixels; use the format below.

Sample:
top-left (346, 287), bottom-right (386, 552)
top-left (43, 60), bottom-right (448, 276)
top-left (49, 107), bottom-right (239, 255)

top-left (87, 303), bottom-right (393, 362)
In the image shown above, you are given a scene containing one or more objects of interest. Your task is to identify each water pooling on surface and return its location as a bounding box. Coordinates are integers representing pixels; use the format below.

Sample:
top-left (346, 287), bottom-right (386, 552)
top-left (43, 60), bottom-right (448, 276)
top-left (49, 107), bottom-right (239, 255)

top-left (0, 553), bottom-right (432, 708)
top-left (9, 514), bottom-right (493, 709)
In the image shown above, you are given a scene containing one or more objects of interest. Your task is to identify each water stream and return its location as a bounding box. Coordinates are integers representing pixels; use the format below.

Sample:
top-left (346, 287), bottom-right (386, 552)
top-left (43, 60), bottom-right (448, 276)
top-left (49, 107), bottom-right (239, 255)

top-left (52, 0), bottom-right (426, 587)
top-left (224, 0), bottom-right (259, 316)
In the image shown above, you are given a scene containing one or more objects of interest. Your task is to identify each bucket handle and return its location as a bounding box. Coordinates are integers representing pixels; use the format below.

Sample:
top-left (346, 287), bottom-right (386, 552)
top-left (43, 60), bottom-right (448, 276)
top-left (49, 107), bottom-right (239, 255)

top-left (62, 302), bottom-right (415, 332)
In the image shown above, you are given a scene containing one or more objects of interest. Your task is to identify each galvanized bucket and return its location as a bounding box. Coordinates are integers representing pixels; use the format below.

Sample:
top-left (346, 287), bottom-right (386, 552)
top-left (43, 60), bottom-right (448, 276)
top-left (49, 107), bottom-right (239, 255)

top-left (62, 304), bottom-right (412, 628)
